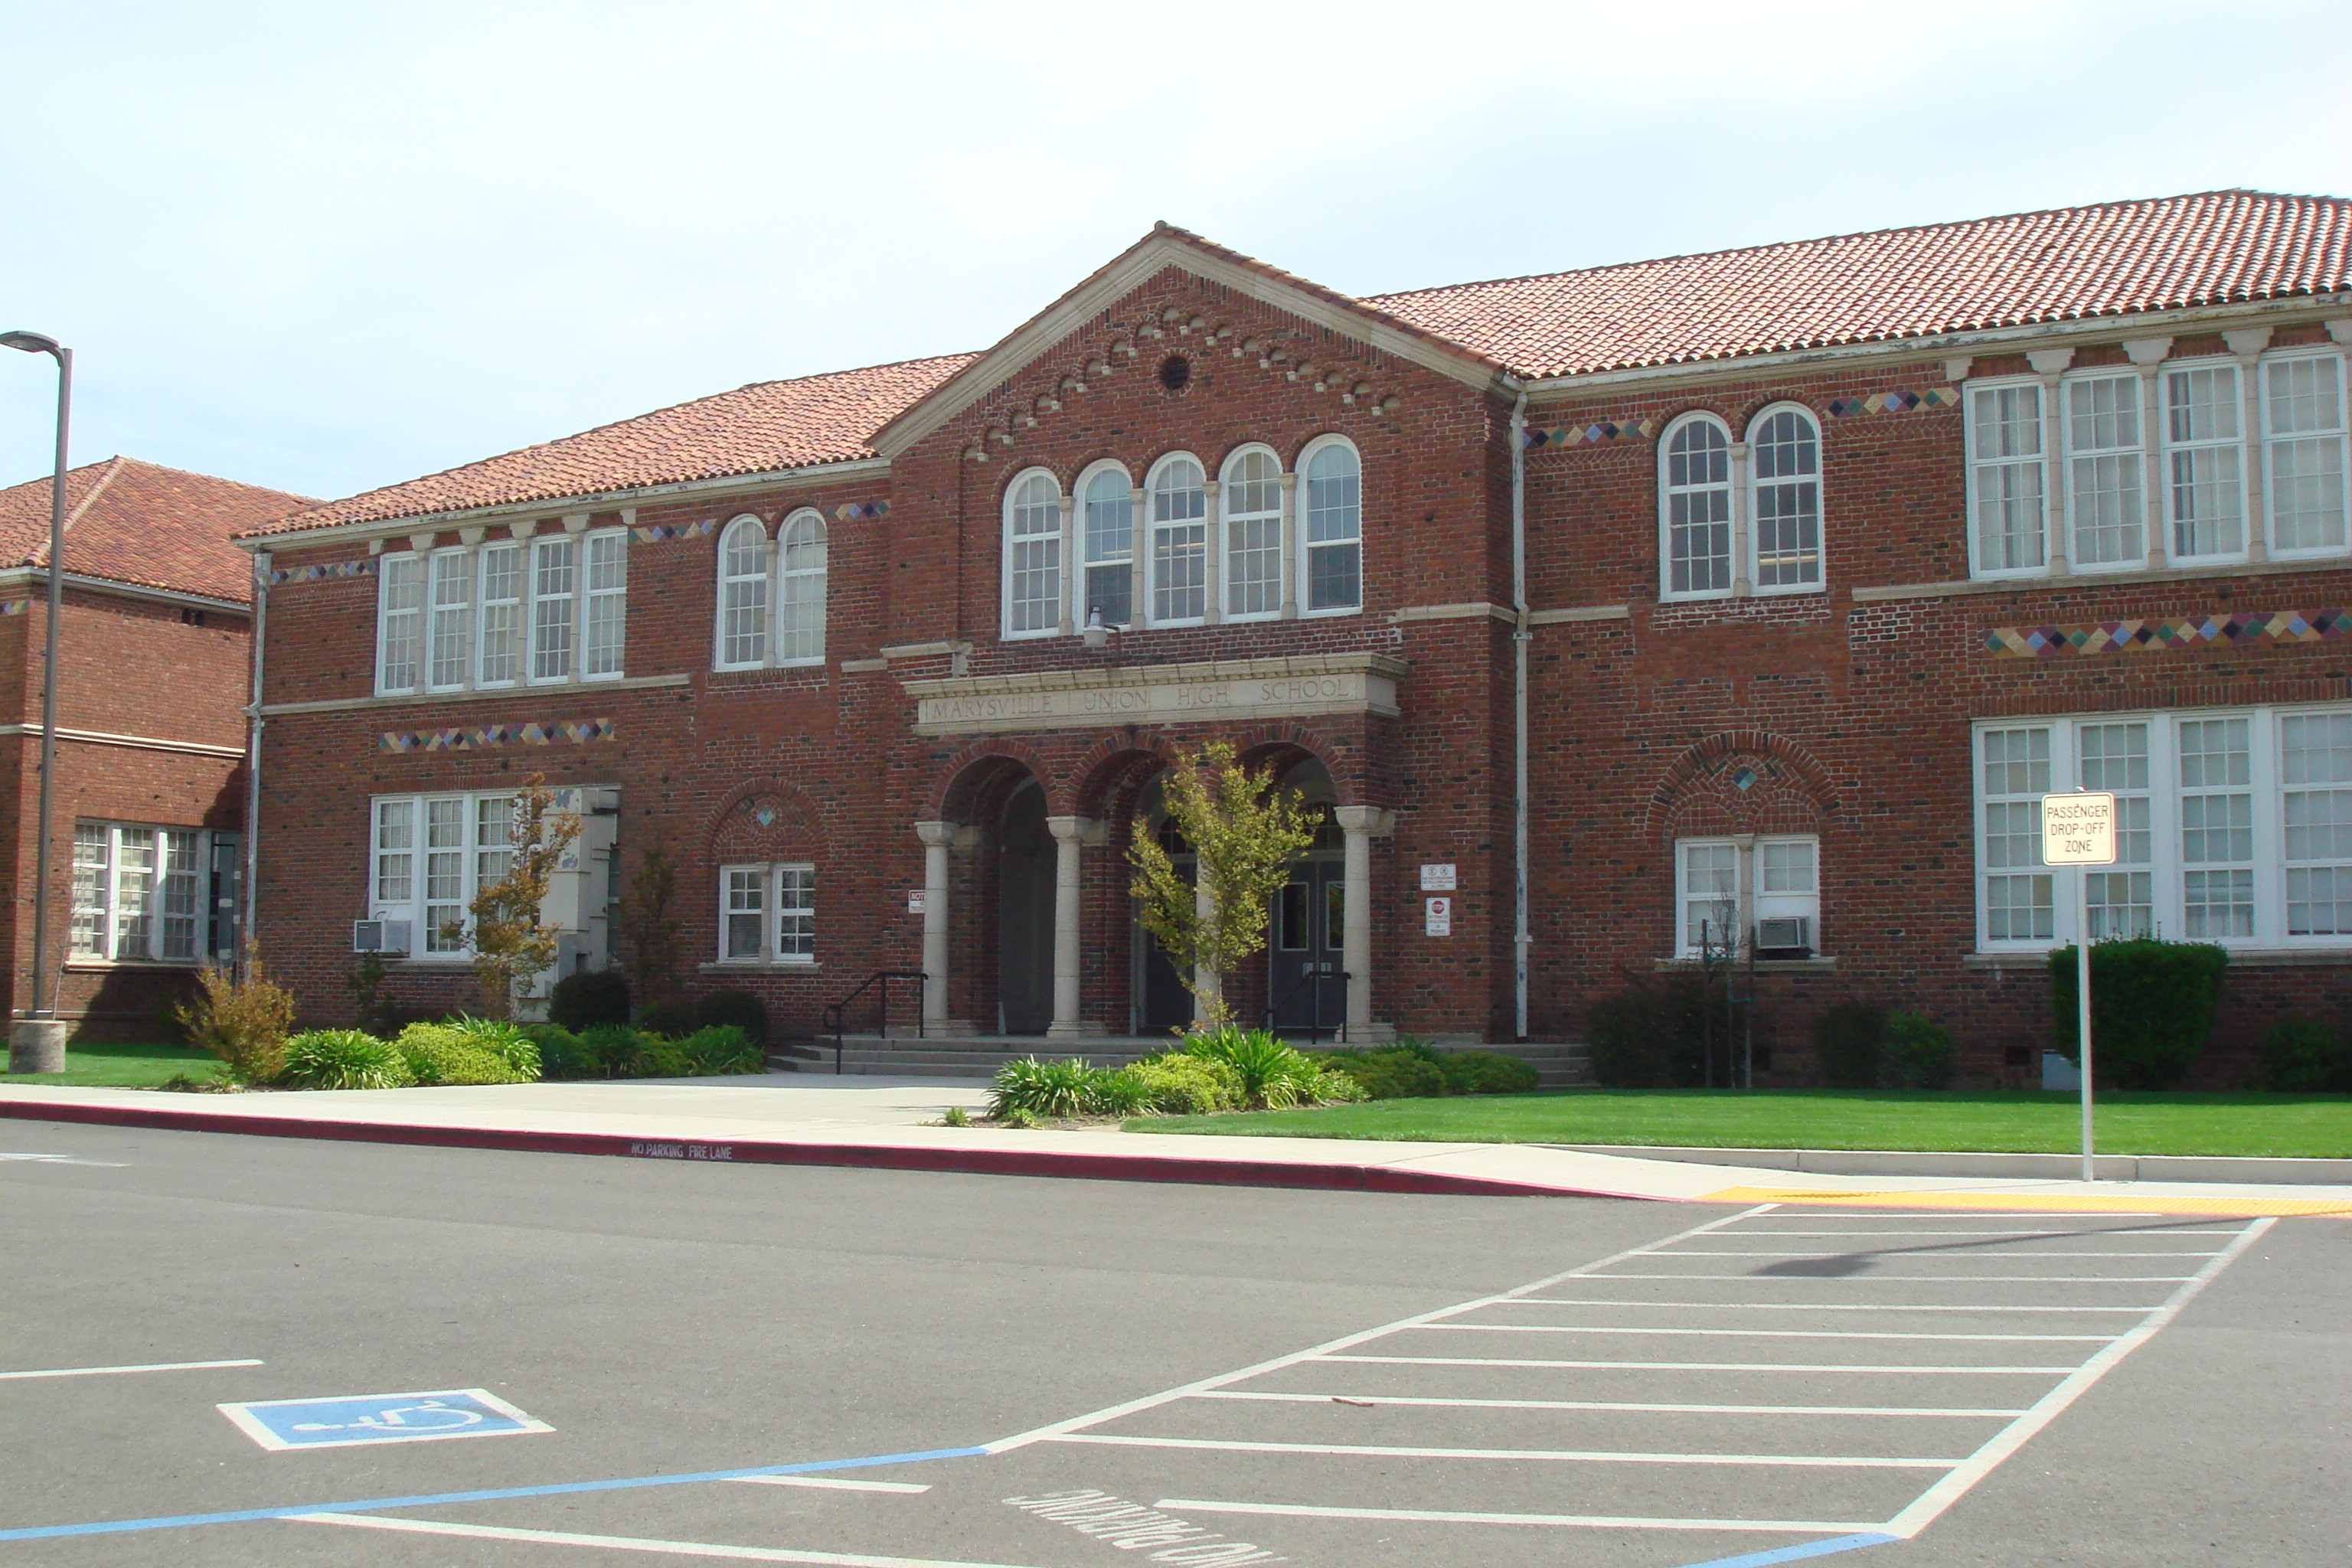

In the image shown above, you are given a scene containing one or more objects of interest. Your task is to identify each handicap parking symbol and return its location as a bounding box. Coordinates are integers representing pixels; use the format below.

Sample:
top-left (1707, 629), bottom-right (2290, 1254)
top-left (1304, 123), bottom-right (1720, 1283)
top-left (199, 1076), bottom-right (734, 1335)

top-left (218, 1388), bottom-right (552, 1452)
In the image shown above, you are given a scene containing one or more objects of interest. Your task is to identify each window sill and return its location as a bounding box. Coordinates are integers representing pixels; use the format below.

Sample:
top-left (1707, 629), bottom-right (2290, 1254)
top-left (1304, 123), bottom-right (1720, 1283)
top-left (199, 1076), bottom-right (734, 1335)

top-left (63, 959), bottom-right (208, 972)
top-left (1854, 554), bottom-right (2352, 604)
top-left (699, 960), bottom-right (821, 973)
top-left (270, 672), bottom-right (689, 717)
top-left (1653, 956), bottom-right (1838, 972)
top-left (1965, 947), bottom-right (2352, 969)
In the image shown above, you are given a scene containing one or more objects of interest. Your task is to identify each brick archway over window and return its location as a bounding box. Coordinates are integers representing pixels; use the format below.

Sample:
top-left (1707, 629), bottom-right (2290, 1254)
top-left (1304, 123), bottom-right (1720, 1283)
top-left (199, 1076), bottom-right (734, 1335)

top-left (1642, 730), bottom-right (1839, 840)
top-left (704, 779), bottom-right (822, 863)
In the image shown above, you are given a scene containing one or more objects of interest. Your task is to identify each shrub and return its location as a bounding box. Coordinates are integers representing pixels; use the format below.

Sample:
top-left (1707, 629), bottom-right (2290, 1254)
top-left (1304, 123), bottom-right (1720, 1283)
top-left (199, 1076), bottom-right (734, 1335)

top-left (694, 989), bottom-right (769, 1045)
top-left (394, 1024), bottom-right (531, 1086)
top-left (1584, 975), bottom-right (1713, 1089)
top-left (1436, 1050), bottom-right (1540, 1095)
top-left (2261, 1016), bottom-right (2352, 1093)
top-left (1182, 1026), bottom-right (1321, 1107)
top-left (990, 1057), bottom-right (1096, 1121)
top-left (446, 1015), bottom-right (542, 1078)
top-left (939, 1105), bottom-right (970, 1128)
top-left (172, 950), bottom-right (298, 1086)
top-left (1310, 1067), bottom-right (1369, 1103)
top-left (1083, 1067), bottom-right (1156, 1116)
top-left (550, 969), bottom-right (632, 1033)
top-left (1814, 1002), bottom-right (1887, 1089)
top-left (1315, 1047), bottom-right (1447, 1100)
top-left (635, 998), bottom-right (697, 1038)
top-left (346, 950), bottom-right (398, 1036)
top-left (2050, 940), bottom-right (2227, 1090)
top-left (578, 1024), bottom-right (657, 1078)
top-left (1132, 1054), bottom-right (1243, 1115)
top-left (1383, 1036), bottom-right (1443, 1063)
top-left (524, 1023), bottom-right (590, 1080)
top-left (1881, 1010), bottom-right (1957, 1089)
top-left (665, 1024), bottom-right (763, 1077)
top-left (279, 1030), bottom-right (413, 1090)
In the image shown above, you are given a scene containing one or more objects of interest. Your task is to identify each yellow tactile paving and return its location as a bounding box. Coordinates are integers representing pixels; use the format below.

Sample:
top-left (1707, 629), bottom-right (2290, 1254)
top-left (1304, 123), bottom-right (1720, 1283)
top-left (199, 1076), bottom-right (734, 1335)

top-left (1702, 1186), bottom-right (2352, 1217)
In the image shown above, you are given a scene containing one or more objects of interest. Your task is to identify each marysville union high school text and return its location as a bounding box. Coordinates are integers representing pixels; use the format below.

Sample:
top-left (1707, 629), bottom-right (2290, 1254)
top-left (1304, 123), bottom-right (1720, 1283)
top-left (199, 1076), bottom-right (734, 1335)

top-left (230, 190), bottom-right (2352, 1083)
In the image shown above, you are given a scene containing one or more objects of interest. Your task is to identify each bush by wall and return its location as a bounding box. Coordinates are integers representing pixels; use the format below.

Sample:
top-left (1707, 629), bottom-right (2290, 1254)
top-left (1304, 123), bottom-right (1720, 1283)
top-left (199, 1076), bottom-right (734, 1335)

top-left (393, 1024), bottom-right (532, 1086)
top-left (1880, 1010), bottom-right (1957, 1090)
top-left (2260, 1016), bottom-right (2352, 1092)
top-left (634, 998), bottom-right (697, 1038)
top-left (549, 969), bottom-right (631, 1033)
top-left (279, 1030), bottom-right (412, 1090)
top-left (1312, 1048), bottom-right (1446, 1099)
top-left (694, 989), bottom-right (769, 1045)
top-left (2049, 940), bottom-right (2226, 1090)
top-left (1181, 1027), bottom-right (1324, 1108)
top-left (1436, 1050), bottom-right (1540, 1095)
top-left (1813, 1002), bottom-right (1888, 1089)
top-left (1585, 975), bottom-right (1713, 1089)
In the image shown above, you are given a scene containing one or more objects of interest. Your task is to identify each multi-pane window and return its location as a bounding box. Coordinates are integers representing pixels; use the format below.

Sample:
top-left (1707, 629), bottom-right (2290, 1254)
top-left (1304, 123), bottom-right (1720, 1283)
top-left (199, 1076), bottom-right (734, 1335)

top-left (778, 513), bottom-right (827, 665)
top-left (375, 528), bottom-right (627, 695)
top-left (1223, 448), bottom-right (1282, 618)
top-left (714, 511), bottom-right (828, 671)
top-left (1977, 705), bottom-right (2352, 951)
top-left (717, 863), bottom-right (816, 963)
top-left (1004, 471), bottom-right (1063, 636)
top-left (2265, 354), bottom-right (2348, 554)
top-left (717, 516), bottom-right (769, 668)
top-left (1150, 456), bottom-right (1208, 623)
top-left (69, 822), bottom-right (219, 962)
top-left (369, 792), bottom-right (515, 957)
top-left (1968, 384), bottom-right (2047, 573)
top-left (1302, 440), bottom-right (1361, 612)
top-left (1749, 407), bottom-right (1822, 590)
top-left (1081, 466), bottom-right (1133, 627)
top-left (2164, 364), bottom-right (2245, 560)
top-left (1674, 835), bottom-right (1821, 956)
top-left (1661, 416), bottom-right (1733, 595)
top-left (2067, 374), bottom-right (2144, 567)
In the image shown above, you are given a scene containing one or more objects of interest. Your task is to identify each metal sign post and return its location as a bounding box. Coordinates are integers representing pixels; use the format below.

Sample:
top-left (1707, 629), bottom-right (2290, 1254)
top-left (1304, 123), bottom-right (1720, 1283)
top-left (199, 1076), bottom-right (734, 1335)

top-left (2040, 789), bottom-right (2116, 1182)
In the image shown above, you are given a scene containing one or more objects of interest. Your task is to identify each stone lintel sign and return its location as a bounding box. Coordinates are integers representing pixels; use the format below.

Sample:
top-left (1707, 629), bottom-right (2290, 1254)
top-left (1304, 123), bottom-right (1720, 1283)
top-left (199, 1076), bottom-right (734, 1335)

top-left (904, 653), bottom-right (1406, 737)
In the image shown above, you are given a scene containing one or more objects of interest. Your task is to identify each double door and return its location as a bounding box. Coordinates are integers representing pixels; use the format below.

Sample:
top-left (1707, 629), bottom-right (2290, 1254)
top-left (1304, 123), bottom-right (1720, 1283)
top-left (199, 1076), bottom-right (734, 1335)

top-left (1267, 858), bottom-right (1345, 1038)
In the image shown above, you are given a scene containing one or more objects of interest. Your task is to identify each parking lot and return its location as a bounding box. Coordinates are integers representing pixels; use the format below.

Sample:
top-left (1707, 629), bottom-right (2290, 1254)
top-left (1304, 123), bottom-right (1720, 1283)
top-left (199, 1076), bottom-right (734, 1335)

top-left (1, 1121), bottom-right (2344, 1566)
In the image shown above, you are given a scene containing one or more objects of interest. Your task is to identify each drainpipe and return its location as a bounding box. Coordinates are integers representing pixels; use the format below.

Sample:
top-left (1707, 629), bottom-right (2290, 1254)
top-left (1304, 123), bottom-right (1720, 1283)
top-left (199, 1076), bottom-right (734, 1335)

top-left (1510, 391), bottom-right (1530, 1043)
top-left (240, 550), bottom-right (269, 973)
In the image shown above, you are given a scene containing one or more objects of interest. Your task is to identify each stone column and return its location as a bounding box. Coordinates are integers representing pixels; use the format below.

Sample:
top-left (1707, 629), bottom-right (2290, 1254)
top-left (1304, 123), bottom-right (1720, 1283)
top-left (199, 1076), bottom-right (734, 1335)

top-left (1727, 439), bottom-right (1752, 596)
top-left (2224, 326), bottom-right (2272, 560)
top-left (914, 821), bottom-right (955, 1033)
top-left (2027, 347), bottom-right (2075, 574)
top-left (2124, 336), bottom-right (2173, 568)
top-left (1278, 471), bottom-right (1299, 619)
top-left (1333, 805), bottom-right (1394, 1043)
top-left (1045, 816), bottom-right (1105, 1038)
top-left (1192, 880), bottom-right (1220, 1028)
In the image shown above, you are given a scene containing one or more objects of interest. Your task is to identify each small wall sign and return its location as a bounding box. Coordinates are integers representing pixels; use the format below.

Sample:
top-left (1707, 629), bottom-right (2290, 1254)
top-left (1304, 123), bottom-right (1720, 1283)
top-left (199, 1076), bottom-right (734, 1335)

top-left (906, 889), bottom-right (927, 914)
top-left (1425, 896), bottom-right (1452, 936)
top-left (1419, 863), bottom-right (1457, 891)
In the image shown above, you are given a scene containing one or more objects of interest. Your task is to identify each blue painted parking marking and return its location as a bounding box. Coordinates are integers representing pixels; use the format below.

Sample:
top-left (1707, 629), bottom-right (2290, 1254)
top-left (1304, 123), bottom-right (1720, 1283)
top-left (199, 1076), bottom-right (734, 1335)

top-left (218, 1388), bottom-right (550, 1451)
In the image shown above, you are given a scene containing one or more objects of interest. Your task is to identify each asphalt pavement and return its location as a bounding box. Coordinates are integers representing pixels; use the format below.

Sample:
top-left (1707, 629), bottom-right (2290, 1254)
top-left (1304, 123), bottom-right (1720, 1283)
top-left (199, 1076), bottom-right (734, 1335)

top-left (0, 1120), bottom-right (2344, 1566)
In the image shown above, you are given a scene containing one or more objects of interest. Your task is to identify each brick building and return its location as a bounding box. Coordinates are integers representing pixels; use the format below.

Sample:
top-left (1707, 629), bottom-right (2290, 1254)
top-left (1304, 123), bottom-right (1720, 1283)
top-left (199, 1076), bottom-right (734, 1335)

top-left (2, 458), bottom-right (310, 1037)
top-left (237, 190), bottom-right (2352, 1083)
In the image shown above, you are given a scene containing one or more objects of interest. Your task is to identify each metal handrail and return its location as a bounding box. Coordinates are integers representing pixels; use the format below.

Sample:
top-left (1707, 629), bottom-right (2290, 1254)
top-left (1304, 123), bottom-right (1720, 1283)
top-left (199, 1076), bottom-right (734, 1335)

top-left (1264, 964), bottom-right (1349, 1044)
top-left (822, 969), bottom-right (928, 1075)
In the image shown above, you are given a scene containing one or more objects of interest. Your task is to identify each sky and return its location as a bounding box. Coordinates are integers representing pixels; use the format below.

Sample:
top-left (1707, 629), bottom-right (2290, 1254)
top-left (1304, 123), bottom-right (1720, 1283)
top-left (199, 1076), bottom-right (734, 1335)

top-left (4, 0), bottom-right (2350, 507)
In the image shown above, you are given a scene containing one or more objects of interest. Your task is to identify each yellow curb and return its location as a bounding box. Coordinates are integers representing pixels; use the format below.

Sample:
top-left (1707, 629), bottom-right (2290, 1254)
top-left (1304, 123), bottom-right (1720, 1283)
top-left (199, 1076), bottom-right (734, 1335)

top-left (1700, 1186), bottom-right (2352, 1217)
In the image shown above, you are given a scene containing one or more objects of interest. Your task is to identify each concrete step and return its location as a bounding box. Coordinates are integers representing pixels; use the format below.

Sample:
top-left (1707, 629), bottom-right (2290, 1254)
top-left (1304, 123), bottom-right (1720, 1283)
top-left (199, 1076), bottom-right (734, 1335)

top-left (809, 1036), bottom-right (1593, 1086)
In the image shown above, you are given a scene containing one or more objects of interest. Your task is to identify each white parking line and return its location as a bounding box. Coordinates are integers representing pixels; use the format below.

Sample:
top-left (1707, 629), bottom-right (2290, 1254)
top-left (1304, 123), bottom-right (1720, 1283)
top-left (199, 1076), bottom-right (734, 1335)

top-left (1587, 1273), bottom-right (2200, 1282)
top-left (1319, 1354), bottom-right (2083, 1374)
top-left (1517, 1299), bottom-right (2155, 1313)
top-left (734, 1476), bottom-right (933, 1494)
top-left (0, 1152), bottom-right (127, 1167)
top-left (1419, 1325), bottom-right (2112, 1342)
top-left (1047, 1433), bottom-right (1959, 1468)
top-left (0, 1357), bottom-right (263, 1380)
top-left (1653, 1250), bottom-right (2226, 1259)
top-left (296, 1513), bottom-right (1041, 1566)
top-left (1189, 1392), bottom-right (2031, 1417)
top-left (1152, 1500), bottom-right (1888, 1533)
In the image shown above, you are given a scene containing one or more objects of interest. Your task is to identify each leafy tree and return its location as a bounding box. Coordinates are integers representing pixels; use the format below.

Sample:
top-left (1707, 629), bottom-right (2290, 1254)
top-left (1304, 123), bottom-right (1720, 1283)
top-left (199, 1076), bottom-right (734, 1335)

top-left (1129, 742), bottom-right (1318, 1027)
top-left (446, 775), bottom-right (583, 1019)
top-left (173, 942), bottom-right (298, 1084)
top-left (616, 830), bottom-right (683, 1007)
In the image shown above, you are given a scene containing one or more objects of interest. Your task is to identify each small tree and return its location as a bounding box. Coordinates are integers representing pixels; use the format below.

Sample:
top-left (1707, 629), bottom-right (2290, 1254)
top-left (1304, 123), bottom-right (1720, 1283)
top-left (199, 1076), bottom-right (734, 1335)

top-left (616, 830), bottom-right (683, 1008)
top-left (1129, 742), bottom-right (1318, 1027)
top-left (447, 775), bottom-right (583, 1019)
top-left (174, 942), bottom-right (298, 1084)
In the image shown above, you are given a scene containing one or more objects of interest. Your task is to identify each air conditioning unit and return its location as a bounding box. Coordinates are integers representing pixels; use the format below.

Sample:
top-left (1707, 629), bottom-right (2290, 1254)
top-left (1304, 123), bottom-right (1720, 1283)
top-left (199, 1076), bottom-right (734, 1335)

top-left (352, 919), bottom-right (412, 955)
top-left (1756, 916), bottom-right (1812, 956)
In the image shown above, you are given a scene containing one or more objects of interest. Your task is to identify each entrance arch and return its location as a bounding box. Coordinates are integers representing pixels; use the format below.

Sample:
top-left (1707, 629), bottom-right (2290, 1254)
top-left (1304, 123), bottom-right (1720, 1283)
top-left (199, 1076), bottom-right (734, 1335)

top-left (997, 778), bottom-right (1054, 1034)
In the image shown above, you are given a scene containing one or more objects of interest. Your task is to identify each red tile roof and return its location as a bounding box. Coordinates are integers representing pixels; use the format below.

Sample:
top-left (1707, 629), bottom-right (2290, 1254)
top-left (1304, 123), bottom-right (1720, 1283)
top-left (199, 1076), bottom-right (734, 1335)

top-left (0, 458), bottom-right (315, 603)
top-left (1370, 189), bottom-right (2352, 379)
top-left (250, 354), bottom-right (977, 536)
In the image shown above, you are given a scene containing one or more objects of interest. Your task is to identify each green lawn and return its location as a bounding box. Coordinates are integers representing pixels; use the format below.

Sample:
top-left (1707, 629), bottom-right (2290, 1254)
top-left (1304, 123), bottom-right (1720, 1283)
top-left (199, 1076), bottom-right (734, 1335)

top-left (1125, 1089), bottom-right (2352, 1158)
top-left (2, 1041), bottom-right (220, 1089)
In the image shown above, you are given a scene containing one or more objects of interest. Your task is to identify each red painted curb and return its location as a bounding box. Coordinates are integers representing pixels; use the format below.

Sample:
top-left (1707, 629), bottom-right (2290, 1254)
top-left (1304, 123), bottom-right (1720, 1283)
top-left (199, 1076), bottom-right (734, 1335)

top-left (0, 1096), bottom-right (1621, 1200)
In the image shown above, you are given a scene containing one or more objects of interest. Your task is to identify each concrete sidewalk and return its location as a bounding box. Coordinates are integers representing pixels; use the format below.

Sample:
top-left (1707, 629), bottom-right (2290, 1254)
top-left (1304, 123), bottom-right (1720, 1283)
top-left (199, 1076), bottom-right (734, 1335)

top-left (2, 1076), bottom-right (2348, 1217)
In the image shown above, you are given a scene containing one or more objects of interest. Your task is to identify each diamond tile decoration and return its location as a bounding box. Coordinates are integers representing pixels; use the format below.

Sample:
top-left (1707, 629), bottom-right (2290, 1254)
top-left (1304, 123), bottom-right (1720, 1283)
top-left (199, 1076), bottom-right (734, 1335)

top-left (1732, 766), bottom-right (1759, 791)
top-left (1984, 609), bottom-right (2352, 658)
top-left (377, 718), bottom-right (618, 753)
top-left (832, 500), bottom-right (890, 522)
top-left (266, 558), bottom-right (378, 586)
top-left (1824, 387), bottom-right (1962, 418)
top-left (630, 518), bottom-right (716, 544)
top-left (1527, 418), bottom-right (1658, 450)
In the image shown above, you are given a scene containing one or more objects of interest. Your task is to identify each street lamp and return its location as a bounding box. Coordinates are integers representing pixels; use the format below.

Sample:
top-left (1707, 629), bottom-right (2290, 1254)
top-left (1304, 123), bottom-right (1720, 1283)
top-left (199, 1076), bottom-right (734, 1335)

top-left (5, 329), bottom-right (71, 1074)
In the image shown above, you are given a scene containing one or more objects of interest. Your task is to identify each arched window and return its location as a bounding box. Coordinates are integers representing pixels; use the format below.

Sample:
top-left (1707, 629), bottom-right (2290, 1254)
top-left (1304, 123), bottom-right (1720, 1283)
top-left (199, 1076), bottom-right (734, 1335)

top-left (1223, 446), bottom-right (1282, 618)
top-left (1301, 439), bottom-right (1361, 612)
top-left (1003, 469), bottom-right (1063, 636)
top-left (1149, 455), bottom-right (1207, 623)
top-left (1749, 405), bottom-right (1822, 590)
top-left (1080, 464), bottom-right (1134, 627)
top-left (716, 515), bottom-right (769, 669)
top-left (777, 511), bottom-right (827, 665)
top-left (1661, 415), bottom-right (1733, 597)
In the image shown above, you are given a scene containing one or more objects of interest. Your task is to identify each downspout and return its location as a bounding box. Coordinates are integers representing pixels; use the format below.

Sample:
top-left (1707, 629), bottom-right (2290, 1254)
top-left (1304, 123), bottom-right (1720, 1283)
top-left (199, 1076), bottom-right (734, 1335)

top-left (1510, 391), bottom-right (1530, 1042)
top-left (240, 550), bottom-right (269, 972)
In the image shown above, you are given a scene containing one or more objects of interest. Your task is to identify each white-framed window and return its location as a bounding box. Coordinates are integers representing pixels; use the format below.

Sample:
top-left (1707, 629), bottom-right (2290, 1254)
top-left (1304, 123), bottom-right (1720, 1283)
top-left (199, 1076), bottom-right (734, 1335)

top-left (1148, 453), bottom-right (1208, 625)
top-left (1967, 381), bottom-right (2047, 575)
top-left (1673, 835), bottom-right (1820, 956)
top-left (1975, 702), bottom-right (2352, 952)
top-left (1300, 436), bottom-right (1362, 613)
top-left (717, 862), bottom-right (816, 963)
top-left (2263, 351), bottom-right (2349, 557)
top-left (778, 511), bottom-right (827, 665)
top-left (1223, 446), bottom-right (1282, 619)
top-left (1660, 413), bottom-right (1733, 597)
top-left (376, 528), bottom-right (629, 695)
top-left (1748, 405), bottom-right (1822, 592)
top-left (1003, 469), bottom-right (1063, 638)
top-left (2163, 360), bottom-right (2246, 562)
top-left (371, 791), bottom-right (515, 957)
top-left (717, 514), bottom-right (769, 669)
top-left (70, 822), bottom-right (221, 962)
top-left (2065, 371), bottom-right (2145, 569)
top-left (1079, 462), bottom-right (1134, 628)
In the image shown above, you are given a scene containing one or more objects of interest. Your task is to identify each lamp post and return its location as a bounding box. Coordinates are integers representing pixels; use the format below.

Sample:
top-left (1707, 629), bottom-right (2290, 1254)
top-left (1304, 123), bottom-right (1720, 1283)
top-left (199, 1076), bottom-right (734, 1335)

top-left (4, 330), bottom-right (71, 1074)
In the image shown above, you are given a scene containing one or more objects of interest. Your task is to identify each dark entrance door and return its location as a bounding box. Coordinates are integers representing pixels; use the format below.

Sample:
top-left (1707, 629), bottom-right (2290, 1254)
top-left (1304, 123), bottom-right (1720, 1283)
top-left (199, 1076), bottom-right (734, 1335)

top-left (1268, 859), bottom-right (1345, 1038)
top-left (996, 780), bottom-right (1054, 1034)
